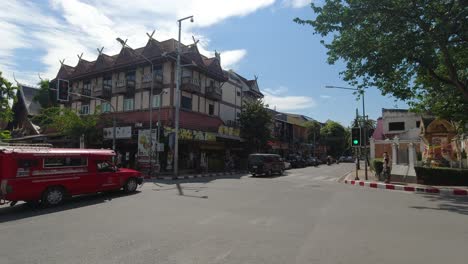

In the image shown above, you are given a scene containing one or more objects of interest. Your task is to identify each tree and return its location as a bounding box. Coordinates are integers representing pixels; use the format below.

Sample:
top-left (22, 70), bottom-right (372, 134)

top-left (320, 120), bottom-right (347, 157)
top-left (33, 107), bottom-right (104, 147)
top-left (33, 79), bottom-right (57, 108)
top-left (239, 100), bottom-right (272, 152)
top-left (0, 71), bottom-right (17, 124)
top-left (304, 120), bottom-right (321, 144)
top-left (295, 0), bottom-right (467, 119)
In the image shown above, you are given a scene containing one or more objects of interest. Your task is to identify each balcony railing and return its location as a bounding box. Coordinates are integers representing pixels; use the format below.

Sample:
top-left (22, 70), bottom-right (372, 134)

top-left (140, 73), bottom-right (163, 90)
top-left (93, 84), bottom-right (112, 98)
top-left (114, 79), bottom-right (135, 94)
top-left (181, 76), bottom-right (201, 93)
top-left (205, 84), bottom-right (222, 101)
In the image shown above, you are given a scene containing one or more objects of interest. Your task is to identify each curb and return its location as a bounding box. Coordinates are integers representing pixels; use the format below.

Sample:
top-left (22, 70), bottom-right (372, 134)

top-left (343, 180), bottom-right (468, 196)
top-left (144, 171), bottom-right (247, 180)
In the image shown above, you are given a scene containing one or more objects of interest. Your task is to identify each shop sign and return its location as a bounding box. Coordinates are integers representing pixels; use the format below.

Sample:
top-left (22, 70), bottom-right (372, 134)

top-left (164, 127), bottom-right (216, 142)
top-left (103, 126), bottom-right (132, 139)
top-left (138, 129), bottom-right (157, 157)
top-left (218, 125), bottom-right (240, 137)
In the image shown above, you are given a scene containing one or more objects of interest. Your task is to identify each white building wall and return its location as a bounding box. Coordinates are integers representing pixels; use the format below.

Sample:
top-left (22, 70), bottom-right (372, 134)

top-left (382, 110), bottom-right (421, 140)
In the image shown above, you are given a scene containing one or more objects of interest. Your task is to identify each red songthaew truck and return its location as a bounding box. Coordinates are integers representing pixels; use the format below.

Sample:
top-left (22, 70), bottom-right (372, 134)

top-left (0, 144), bottom-right (143, 206)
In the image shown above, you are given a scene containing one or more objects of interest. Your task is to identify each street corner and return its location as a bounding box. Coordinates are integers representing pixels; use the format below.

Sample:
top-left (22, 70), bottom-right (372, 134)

top-left (343, 179), bottom-right (468, 197)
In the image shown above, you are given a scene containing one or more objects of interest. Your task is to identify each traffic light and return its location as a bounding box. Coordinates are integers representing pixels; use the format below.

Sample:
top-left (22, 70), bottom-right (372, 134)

top-left (57, 79), bottom-right (69, 102)
top-left (351, 127), bottom-right (361, 146)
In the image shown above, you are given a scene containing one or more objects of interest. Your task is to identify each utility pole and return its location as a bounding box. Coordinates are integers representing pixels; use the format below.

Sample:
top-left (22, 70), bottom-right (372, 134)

top-left (174, 15), bottom-right (194, 178)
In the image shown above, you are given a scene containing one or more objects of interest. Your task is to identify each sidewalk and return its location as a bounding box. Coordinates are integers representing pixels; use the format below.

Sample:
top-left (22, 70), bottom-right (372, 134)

top-left (341, 169), bottom-right (468, 196)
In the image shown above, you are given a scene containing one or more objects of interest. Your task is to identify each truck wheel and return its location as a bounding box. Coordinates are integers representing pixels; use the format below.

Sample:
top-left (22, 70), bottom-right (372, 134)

top-left (124, 178), bottom-right (138, 193)
top-left (42, 187), bottom-right (66, 207)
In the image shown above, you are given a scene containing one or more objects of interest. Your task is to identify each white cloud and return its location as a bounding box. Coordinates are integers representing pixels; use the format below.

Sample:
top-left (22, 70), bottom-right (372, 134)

top-left (282, 0), bottom-right (311, 8)
top-left (262, 87), bottom-right (316, 111)
top-left (1, 0), bottom-right (276, 83)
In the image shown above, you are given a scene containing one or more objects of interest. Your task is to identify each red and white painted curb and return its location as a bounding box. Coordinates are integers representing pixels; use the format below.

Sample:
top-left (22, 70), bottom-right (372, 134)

top-left (344, 180), bottom-right (468, 196)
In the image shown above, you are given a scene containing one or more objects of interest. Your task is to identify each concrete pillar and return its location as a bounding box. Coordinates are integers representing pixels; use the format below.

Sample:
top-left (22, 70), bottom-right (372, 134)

top-left (392, 143), bottom-right (398, 165)
top-left (370, 138), bottom-right (375, 159)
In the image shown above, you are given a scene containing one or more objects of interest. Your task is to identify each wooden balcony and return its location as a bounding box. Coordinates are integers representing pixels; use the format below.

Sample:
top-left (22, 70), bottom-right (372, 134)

top-left (78, 88), bottom-right (92, 101)
top-left (139, 73), bottom-right (163, 91)
top-left (114, 79), bottom-right (135, 95)
top-left (181, 77), bottom-right (201, 93)
top-left (93, 84), bottom-right (112, 98)
top-left (205, 84), bottom-right (222, 101)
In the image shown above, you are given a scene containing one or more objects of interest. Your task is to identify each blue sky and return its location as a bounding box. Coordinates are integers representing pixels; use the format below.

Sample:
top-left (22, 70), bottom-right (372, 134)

top-left (1, 0), bottom-right (407, 126)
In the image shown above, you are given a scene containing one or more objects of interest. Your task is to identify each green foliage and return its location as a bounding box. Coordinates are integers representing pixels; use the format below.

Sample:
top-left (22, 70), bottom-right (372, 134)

top-left (0, 130), bottom-right (11, 141)
top-left (371, 159), bottom-right (384, 175)
top-left (295, 0), bottom-right (468, 122)
top-left (31, 107), bottom-right (61, 130)
top-left (319, 120), bottom-right (346, 157)
top-left (303, 120), bottom-right (321, 143)
top-left (0, 71), bottom-right (17, 123)
top-left (51, 108), bottom-right (103, 146)
top-left (33, 107), bottom-right (104, 147)
top-left (239, 100), bottom-right (272, 152)
top-left (33, 79), bottom-right (57, 108)
top-left (416, 151), bottom-right (423, 161)
top-left (415, 166), bottom-right (468, 186)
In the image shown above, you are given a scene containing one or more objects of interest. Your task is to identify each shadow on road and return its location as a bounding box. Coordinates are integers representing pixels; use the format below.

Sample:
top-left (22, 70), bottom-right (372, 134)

top-left (410, 194), bottom-right (468, 216)
top-left (0, 191), bottom-right (140, 224)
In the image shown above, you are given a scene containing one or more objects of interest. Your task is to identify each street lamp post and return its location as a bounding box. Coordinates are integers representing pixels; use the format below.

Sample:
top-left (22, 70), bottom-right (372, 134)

top-left (174, 15), bottom-right (194, 178)
top-left (116, 38), bottom-right (156, 176)
top-left (325, 85), bottom-right (368, 180)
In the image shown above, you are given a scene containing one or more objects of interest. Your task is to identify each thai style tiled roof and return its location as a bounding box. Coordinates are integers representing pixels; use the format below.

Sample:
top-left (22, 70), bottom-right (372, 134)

top-left (56, 38), bottom-right (226, 81)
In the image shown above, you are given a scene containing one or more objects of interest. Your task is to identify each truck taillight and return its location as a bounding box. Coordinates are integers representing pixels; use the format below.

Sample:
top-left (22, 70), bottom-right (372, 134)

top-left (0, 179), bottom-right (8, 195)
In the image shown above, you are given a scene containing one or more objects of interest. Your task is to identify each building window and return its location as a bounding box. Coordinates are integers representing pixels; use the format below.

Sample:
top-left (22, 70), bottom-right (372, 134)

top-left (44, 157), bottom-right (87, 168)
top-left (80, 104), bottom-right (90, 115)
top-left (123, 98), bottom-right (134, 111)
top-left (208, 104), bottom-right (215, 115)
top-left (389, 122), bottom-right (405, 131)
top-left (237, 91), bottom-right (241, 96)
top-left (236, 111), bottom-right (241, 118)
top-left (152, 94), bottom-right (161, 108)
top-left (181, 96), bottom-right (192, 110)
top-left (83, 81), bottom-right (91, 96)
top-left (103, 76), bottom-right (112, 89)
top-left (126, 71), bottom-right (136, 81)
top-left (101, 102), bottom-right (111, 113)
top-left (416, 121), bottom-right (421, 128)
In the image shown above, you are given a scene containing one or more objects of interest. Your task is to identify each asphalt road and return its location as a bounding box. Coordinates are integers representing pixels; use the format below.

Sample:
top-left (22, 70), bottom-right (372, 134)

top-left (1, 163), bottom-right (467, 264)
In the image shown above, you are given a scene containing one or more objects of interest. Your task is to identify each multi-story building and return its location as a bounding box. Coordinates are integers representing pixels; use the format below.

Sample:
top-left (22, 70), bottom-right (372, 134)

top-left (53, 37), bottom-right (245, 172)
top-left (219, 70), bottom-right (263, 127)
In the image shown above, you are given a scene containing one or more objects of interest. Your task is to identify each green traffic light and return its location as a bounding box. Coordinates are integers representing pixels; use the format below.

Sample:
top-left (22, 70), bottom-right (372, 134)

top-left (353, 139), bottom-right (359, 145)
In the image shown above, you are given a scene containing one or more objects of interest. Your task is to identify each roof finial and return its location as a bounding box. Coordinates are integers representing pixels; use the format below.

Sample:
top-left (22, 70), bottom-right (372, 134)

top-left (254, 74), bottom-right (258, 81)
top-left (191, 36), bottom-right (199, 48)
top-left (97, 47), bottom-right (104, 55)
top-left (59, 59), bottom-right (66, 65)
top-left (214, 50), bottom-right (220, 63)
top-left (77, 53), bottom-right (83, 61)
top-left (146, 30), bottom-right (156, 40)
top-left (38, 73), bottom-right (43, 81)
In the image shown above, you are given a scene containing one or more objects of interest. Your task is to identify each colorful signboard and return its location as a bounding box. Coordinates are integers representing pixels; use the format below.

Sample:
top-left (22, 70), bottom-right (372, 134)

top-left (164, 127), bottom-right (216, 142)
